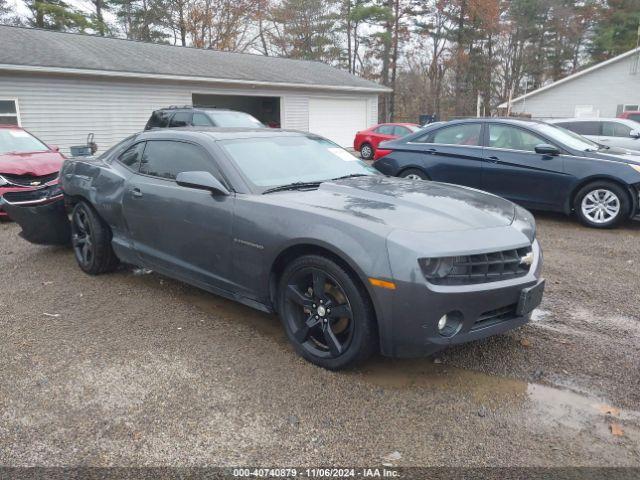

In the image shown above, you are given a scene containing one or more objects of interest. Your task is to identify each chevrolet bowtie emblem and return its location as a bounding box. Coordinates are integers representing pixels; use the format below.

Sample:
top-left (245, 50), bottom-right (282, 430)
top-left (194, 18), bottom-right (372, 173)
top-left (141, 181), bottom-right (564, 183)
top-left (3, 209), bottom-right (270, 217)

top-left (520, 252), bottom-right (534, 267)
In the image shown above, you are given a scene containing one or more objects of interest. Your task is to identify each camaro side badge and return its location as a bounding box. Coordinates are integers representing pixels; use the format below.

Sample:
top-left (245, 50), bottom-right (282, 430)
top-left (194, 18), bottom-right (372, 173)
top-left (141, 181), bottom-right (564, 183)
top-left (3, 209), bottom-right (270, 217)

top-left (520, 252), bottom-right (534, 267)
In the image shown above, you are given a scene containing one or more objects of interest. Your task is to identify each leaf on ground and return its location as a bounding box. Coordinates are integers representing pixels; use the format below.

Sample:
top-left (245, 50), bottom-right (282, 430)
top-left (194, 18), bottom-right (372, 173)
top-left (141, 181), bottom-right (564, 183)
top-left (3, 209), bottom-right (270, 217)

top-left (520, 338), bottom-right (532, 348)
top-left (610, 423), bottom-right (624, 436)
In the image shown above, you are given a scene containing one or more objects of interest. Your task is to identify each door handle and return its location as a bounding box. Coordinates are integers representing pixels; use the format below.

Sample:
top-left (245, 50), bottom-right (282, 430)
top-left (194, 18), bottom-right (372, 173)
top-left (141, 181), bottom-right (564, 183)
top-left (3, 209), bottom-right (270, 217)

top-left (486, 156), bottom-right (499, 163)
top-left (427, 148), bottom-right (437, 155)
top-left (131, 187), bottom-right (143, 198)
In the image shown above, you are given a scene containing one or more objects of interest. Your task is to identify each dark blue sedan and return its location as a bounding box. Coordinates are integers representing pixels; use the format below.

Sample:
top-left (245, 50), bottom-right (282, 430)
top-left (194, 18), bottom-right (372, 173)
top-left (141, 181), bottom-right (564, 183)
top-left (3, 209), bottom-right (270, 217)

top-left (373, 118), bottom-right (640, 228)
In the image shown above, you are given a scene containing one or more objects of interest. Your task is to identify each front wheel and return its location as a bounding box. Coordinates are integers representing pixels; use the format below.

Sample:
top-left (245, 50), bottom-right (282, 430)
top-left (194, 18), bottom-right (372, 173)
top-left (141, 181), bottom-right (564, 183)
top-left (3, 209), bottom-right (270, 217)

top-left (574, 181), bottom-right (630, 228)
top-left (277, 255), bottom-right (377, 370)
top-left (71, 202), bottom-right (120, 274)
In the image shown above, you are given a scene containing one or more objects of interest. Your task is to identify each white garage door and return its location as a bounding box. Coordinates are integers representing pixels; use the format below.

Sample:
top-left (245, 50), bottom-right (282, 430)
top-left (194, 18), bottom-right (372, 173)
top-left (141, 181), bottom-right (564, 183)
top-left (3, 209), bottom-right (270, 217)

top-left (308, 98), bottom-right (369, 147)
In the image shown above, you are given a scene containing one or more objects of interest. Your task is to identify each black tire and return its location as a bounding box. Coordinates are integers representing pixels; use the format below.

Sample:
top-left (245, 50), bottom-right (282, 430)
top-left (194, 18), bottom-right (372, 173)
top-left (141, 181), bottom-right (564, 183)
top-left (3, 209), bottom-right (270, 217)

top-left (360, 142), bottom-right (374, 160)
top-left (400, 168), bottom-right (429, 180)
top-left (573, 181), bottom-right (630, 228)
top-left (277, 254), bottom-right (377, 370)
top-left (71, 202), bottom-right (119, 274)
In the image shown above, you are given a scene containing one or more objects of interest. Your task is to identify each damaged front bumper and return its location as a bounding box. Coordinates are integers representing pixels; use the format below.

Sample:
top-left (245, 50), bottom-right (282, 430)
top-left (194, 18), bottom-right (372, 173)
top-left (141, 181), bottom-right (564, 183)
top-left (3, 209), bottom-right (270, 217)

top-left (1, 194), bottom-right (71, 245)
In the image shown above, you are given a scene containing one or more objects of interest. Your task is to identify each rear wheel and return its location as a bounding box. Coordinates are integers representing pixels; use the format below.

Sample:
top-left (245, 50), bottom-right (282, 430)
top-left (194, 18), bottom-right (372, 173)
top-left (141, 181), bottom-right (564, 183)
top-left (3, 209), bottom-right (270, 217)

top-left (574, 181), bottom-right (629, 228)
top-left (400, 168), bottom-right (429, 180)
top-left (360, 143), bottom-right (374, 160)
top-left (277, 255), bottom-right (376, 370)
top-left (71, 202), bottom-right (119, 274)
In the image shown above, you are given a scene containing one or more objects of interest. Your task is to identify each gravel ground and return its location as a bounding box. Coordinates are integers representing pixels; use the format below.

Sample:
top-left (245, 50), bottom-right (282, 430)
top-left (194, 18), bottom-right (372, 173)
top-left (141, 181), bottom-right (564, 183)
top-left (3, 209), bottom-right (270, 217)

top-left (1, 213), bottom-right (639, 467)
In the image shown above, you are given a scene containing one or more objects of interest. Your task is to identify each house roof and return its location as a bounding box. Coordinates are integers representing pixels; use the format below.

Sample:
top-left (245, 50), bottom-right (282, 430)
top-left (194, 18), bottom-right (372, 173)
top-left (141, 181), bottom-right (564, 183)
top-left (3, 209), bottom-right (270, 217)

top-left (500, 47), bottom-right (640, 108)
top-left (0, 25), bottom-right (390, 93)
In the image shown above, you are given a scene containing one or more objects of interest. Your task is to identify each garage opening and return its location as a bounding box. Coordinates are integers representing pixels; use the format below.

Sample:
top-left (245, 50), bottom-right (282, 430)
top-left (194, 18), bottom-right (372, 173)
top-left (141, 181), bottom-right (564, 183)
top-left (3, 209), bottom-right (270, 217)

top-left (192, 94), bottom-right (281, 128)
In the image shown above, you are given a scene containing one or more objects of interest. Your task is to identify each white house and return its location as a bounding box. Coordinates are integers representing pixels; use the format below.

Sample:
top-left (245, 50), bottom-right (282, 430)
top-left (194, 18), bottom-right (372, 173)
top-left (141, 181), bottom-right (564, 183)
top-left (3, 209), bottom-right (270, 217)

top-left (501, 47), bottom-right (640, 119)
top-left (0, 26), bottom-right (389, 153)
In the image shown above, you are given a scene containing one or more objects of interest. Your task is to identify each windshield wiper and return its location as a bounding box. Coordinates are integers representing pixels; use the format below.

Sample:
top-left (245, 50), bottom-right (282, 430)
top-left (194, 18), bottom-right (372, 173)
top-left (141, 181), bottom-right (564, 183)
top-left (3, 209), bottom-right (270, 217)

top-left (330, 173), bottom-right (369, 181)
top-left (262, 181), bottom-right (322, 194)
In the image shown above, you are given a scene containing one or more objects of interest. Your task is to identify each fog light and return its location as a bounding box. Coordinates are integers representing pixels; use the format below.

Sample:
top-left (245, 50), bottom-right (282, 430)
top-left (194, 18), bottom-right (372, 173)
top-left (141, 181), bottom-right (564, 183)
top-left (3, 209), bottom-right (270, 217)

top-left (437, 311), bottom-right (463, 337)
top-left (438, 315), bottom-right (448, 331)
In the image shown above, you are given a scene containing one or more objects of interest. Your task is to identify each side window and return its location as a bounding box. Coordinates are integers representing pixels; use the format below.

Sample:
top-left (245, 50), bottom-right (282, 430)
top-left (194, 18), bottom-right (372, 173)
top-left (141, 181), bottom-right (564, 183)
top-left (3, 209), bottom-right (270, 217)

top-left (602, 122), bottom-right (632, 137)
top-left (140, 140), bottom-right (220, 181)
top-left (561, 121), bottom-right (599, 136)
top-left (426, 123), bottom-right (482, 146)
top-left (393, 126), bottom-right (410, 136)
top-left (169, 112), bottom-right (192, 128)
top-left (147, 111), bottom-right (170, 129)
top-left (192, 112), bottom-right (213, 126)
top-left (117, 142), bottom-right (145, 170)
top-left (488, 125), bottom-right (546, 152)
top-left (375, 125), bottom-right (395, 135)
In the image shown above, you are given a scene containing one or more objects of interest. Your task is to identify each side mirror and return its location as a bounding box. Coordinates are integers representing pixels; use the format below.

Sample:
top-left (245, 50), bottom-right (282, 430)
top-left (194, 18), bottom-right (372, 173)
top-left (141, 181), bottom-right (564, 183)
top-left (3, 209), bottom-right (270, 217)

top-left (630, 129), bottom-right (640, 139)
top-left (49, 145), bottom-right (60, 152)
top-left (176, 171), bottom-right (230, 196)
top-left (535, 144), bottom-right (560, 156)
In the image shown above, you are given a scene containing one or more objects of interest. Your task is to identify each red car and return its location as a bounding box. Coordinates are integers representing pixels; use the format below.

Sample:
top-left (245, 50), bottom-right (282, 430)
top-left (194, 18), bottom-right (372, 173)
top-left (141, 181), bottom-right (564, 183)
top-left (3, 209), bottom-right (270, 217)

top-left (618, 111), bottom-right (640, 123)
top-left (0, 126), bottom-right (65, 219)
top-left (354, 123), bottom-right (420, 160)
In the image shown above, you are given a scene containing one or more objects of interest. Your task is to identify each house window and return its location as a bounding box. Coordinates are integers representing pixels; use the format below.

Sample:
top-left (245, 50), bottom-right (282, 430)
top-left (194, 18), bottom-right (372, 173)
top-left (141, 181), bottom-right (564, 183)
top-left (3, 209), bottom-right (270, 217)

top-left (0, 100), bottom-right (20, 126)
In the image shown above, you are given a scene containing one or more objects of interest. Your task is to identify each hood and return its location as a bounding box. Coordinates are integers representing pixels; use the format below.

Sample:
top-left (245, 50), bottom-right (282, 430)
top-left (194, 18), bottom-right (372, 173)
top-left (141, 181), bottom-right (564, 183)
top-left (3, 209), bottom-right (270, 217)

top-left (581, 148), bottom-right (640, 166)
top-left (263, 175), bottom-right (516, 233)
top-left (0, 150), bottom-right (65, 176)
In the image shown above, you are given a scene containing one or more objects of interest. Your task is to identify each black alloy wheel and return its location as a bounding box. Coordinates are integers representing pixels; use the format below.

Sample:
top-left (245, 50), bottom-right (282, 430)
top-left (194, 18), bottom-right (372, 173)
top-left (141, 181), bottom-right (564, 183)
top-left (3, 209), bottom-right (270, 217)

top-left (278, 255), bottom-right (376, 370)
top-left (71, 202), bottom-right (119, 274)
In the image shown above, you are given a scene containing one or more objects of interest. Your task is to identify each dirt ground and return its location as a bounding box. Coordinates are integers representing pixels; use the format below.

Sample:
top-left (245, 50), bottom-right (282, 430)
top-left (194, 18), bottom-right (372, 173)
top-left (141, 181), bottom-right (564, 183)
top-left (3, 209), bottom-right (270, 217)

top-left (1, 212), bottom-right (639, 467)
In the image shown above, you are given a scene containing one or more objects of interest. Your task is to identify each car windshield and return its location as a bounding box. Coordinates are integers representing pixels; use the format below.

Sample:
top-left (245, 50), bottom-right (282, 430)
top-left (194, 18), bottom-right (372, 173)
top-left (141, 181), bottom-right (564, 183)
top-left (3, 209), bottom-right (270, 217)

top-left (407, 125), bottom-right (421, 132)
top-left (207, 111), bottom-right (265, 128)
top-left (0, 128), bottom-right (49, 155)
top-left (219, 135), bottom-right (378, 190)
top-left (535, 123), bottom-right (600, 151)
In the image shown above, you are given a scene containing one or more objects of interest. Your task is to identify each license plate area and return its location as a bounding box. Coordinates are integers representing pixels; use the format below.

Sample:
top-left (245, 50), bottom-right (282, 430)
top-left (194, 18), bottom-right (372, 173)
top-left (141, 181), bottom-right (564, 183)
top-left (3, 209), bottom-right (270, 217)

top-left (516, 279), bottom-right (545, 316)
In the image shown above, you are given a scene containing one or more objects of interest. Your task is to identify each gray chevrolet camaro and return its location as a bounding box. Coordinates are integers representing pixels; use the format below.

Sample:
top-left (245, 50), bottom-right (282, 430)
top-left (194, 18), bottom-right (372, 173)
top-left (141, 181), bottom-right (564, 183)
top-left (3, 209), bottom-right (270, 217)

top-left (3, 128), bottom-right (544, 370)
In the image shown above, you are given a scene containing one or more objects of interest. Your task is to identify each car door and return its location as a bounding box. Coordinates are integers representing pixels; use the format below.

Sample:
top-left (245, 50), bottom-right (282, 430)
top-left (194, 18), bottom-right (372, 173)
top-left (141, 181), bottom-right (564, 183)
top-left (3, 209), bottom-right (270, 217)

top-left (122, 139), bottom-right (237, 292)
top-left (372, 125), bottom-right (397, 147)
top-left (408, 122), bottom-right (484, 188)
top-left (481, 123), bottom-right (567, 210)
top-left (600, 121), bottom-right (639, 150)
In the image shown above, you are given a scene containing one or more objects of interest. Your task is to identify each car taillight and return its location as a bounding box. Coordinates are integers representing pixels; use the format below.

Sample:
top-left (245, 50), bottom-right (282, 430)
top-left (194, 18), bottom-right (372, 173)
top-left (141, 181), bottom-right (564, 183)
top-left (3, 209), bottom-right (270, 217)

top-left (373, 149), bottom-right (393, 160)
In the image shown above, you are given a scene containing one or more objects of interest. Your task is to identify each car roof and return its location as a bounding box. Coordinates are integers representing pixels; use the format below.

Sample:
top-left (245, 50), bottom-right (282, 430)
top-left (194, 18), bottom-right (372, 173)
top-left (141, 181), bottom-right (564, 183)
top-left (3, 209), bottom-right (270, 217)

top-left (155, 106), bottom-right (241, 113)
top-left (140, 127), bottom-right (312, 141)
top-left (434, 117), bottom-right (546, 127)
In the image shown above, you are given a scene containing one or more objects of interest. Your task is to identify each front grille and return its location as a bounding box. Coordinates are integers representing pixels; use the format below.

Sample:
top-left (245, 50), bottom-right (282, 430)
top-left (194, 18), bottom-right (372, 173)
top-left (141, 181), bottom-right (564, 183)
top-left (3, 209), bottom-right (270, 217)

top-left (472, 304), bottom-right (518, 331)
top-left (2, 184), bottom-right (61, 203)
top-left (429, 246), bottom-right (533, 286)
top-left (1, 172), bottom-right (59, 187)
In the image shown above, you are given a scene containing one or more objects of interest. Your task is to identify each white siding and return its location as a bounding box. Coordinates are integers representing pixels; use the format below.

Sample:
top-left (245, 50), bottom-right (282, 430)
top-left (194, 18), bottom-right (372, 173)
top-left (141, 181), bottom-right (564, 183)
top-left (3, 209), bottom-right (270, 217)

top-left (510, 54), bottom-right (640, 118)
top-left (0, 71), bottom-right (381, 154)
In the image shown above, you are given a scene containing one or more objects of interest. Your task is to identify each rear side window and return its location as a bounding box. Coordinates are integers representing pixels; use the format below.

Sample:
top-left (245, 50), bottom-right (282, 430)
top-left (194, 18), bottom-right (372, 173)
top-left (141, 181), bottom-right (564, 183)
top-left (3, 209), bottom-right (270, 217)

top-left (557, 121), bottom-right (600, 136)
top-left (118, 142), bottom-right (145, 170)
top-left (602, 122), bottom-right (632, 137)
top-left (192, 112), bottom-right (213, 126)
top-left (169, 112), bottom-right (192, 128)
top-left (140, 140), bottom-right (219, 181)
top-left (147, 111), bottom-right (171, 129)
top-left (419, 123), bottom-right (482, 146)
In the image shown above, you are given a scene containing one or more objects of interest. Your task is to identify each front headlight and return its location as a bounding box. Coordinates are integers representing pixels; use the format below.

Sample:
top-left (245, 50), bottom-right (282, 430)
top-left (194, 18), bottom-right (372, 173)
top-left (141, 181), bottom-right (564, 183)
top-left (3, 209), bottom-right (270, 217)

top-left (629, 164), bottom-right (640, 174)
top-left (418, 257), bottom-right (455, 279)
top-left (512, 205), bottom-right (536, 242)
